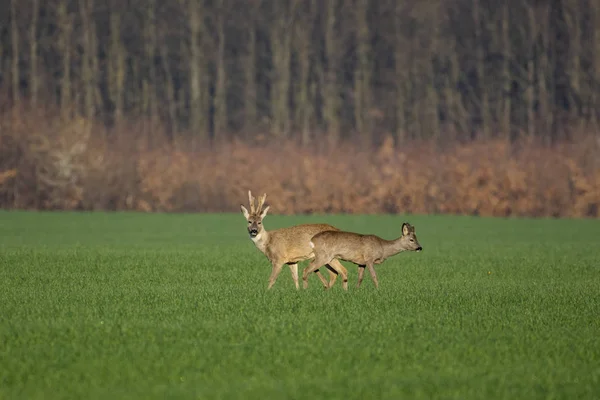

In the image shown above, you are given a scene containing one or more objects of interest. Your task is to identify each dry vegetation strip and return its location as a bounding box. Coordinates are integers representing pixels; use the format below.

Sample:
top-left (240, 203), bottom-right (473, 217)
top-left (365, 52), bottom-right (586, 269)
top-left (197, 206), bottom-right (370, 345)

top-left (1, 112), bottom-right (599, 218)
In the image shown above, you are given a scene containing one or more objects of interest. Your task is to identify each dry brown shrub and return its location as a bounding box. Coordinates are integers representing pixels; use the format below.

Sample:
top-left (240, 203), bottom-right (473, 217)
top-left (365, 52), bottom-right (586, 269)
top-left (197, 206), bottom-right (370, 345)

top-left (1, 108), bottom-right (599, 217)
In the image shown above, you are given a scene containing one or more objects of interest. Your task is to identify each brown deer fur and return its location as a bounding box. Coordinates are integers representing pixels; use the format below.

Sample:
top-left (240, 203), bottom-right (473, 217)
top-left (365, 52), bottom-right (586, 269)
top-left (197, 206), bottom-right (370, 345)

top-left (303, 222), bottom-right (423, 289)
top-left (241, 191), bottom-right (349, 290)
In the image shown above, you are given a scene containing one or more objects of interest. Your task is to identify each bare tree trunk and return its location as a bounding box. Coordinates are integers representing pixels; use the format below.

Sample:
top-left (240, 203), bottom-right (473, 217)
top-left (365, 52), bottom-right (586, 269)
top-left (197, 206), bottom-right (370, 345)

top-left (108, 9), bottom-right (125, 125)
top-left (446, 41), bottom-right (469, 141)
top-left (424, 7), bottom-right (440, 141)
top-left (0, 31), bottom-right (3, 101)
top-left (57, 0), bottom-right (72, 120)
top-left (29, 0), bottom-right (40, 108)
top-left (323, 0), bottom-right (341, 145)
top-left (187, 0), bottom-right (208, 142)
top-left (354, 0), bottom-right (371, 143)
top-left (564, 0), bottom-right (583, 134)
top-left (213, 0), bottom-right (228, 141)
top-left (537, 4), bottom-right (552, 144)
top-left (593, 0), bottom-right (600, 131)
top-left (270, 0), bottom-right (293, 137)
top-left (408, 49), bottom-right (422, 140)
top-left (160, 41), bottom-right (178, 134)
top-left (394, 73), bottom-right (407, 144)
top-left (501, 3), bottom-right (511, 138)
top-left (394, 3), bottom-right (408, 144)
top-left (143, 0), bottom-right (158, 126)
top-left (526, 3), bottom-right (537, 139)
top-left (473, 0), bottom-right (490, 139)
top-left (79, 0), bottom-right (95, 119)
top-left (90, 11), bottom-right (101, 117)
top-left (295, 0), bottom-right (315, 145)
top-left (243, 30), bottom-right (257, 134)
top-left (10, 0), bottom-right (20, 108)
top-left (0, 27), bottom-right (3, 86)
top-left (243, 1), bottom-right (260, 136)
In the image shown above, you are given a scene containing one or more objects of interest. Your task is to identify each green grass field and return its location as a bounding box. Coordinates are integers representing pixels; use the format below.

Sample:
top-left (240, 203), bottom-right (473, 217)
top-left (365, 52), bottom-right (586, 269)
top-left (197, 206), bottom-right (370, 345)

top-left (1, 211), bottom-right (599, 399)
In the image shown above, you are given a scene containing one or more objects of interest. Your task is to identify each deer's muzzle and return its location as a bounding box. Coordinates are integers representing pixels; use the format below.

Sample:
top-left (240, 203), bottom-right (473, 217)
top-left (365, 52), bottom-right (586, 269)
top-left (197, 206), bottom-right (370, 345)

top-left (416, 246), bottom-right (423, 252)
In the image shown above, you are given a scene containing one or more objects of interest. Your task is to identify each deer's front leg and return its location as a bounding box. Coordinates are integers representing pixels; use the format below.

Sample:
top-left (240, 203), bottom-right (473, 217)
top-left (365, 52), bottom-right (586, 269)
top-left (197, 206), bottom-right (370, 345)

top-left (366, 262), bottom-right (378, 289)
top-left (288, 263), bottom-right (300, 290)
top-left (357, 265), bottom-right (366, 288)
top-left (267, 262), bottom-right (284, 289)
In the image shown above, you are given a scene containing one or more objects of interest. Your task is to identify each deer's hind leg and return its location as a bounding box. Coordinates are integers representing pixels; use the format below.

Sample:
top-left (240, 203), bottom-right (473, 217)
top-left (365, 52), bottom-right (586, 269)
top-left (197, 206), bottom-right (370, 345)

top-left (326, 259), bottom-right (348, 291)
top-left (357, 265), bottom-right (366, 288)
top-left (324, 265), bottom-right (338, 289)
top-left (289, 262), bottom-right (329, 290)
top-left (302, 255), bottom-right (330, 289)
top-left (313, 269), bottom-right (331, 289)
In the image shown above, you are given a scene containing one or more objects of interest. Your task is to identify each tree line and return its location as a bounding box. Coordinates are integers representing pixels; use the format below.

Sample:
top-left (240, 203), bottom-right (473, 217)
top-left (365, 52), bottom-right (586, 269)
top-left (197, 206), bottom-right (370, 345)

top-left (1, 0), bottom-right (599, 145)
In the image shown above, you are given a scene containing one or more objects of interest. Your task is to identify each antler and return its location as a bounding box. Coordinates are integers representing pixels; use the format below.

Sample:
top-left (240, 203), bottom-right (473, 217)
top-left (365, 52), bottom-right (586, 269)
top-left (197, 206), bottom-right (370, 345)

top-left (248, 190), bottom-right (256, 213)
top-left (256, 193), bottom-right (267, 212)
top-left (247, 190), bottom-right (267, 213)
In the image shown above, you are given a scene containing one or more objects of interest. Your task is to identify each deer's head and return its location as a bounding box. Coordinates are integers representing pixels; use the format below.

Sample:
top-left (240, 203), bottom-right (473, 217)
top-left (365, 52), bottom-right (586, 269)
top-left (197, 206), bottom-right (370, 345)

top-left (400, 222), bottom-right (423, 252)
top-left (240, 191), bottom-right (270, 239)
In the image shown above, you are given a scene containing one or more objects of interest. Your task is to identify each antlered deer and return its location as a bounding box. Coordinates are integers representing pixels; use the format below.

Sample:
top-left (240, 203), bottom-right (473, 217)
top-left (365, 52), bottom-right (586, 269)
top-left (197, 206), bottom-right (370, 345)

top-left (241, 191), bottom-right (349, 290)
top-left (302, 222), bottom-right (423, 289)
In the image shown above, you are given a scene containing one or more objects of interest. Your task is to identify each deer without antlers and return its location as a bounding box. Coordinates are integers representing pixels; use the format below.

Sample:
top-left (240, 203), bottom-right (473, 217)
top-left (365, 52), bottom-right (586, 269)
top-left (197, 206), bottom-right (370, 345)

top-left (303, 222), bottom-right (423, 289)
top-left (240, 191), bottom-right (349, 290)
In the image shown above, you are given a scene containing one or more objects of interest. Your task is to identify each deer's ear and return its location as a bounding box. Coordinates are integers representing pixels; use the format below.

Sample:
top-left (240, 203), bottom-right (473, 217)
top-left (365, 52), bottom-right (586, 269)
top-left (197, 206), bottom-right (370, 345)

top-left (260, 205), bottom-right (270, 219)
top-left (402, 223), bottom-right (410, 236)
top-left (241, 205), bottom-right (250, 219)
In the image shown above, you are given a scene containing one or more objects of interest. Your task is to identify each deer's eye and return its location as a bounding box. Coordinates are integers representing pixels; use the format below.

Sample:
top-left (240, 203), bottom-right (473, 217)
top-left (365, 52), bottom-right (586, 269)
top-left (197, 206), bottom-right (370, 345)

top-left (258, 222), bottom-right (262, 225)
top-left (410, 238), bottom-right (414, 242)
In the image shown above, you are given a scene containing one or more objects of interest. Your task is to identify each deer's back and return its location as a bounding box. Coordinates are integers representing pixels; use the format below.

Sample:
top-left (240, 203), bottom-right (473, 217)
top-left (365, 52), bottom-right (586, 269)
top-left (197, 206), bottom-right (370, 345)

top-left (312, 230), bottom-right (379, 245)
top-left (311, 231), bottom-right (385, 263)
top-left (269, 223), bottom-right (340, 261)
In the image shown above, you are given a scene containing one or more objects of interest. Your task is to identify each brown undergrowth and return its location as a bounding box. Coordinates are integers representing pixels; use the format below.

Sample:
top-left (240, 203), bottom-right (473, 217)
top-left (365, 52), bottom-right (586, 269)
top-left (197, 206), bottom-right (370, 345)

top-left (1, 108), bottom-right (599, 217)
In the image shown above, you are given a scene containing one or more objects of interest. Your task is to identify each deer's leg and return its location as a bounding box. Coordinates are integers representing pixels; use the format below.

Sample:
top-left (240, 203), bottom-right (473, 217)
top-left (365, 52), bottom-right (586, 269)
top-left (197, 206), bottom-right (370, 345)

top-left (288, 263), bottom-right (300, 290)
top-left (324, 265), bottom-right (338, 289)
top-left (357, 265), bottom-right (366, 288)
top-left (328, 259), bottom-right (348, 291)
top-left (313, 269), bottom-right (331, 289)
top-left (302, 257), bottom-right (328, 289)
top-left (302, 261), bottom-right (317, 289)
top-left (366, 262), bottom-right (379, 289)
top-left (267, 262), bottom-right (284, 290)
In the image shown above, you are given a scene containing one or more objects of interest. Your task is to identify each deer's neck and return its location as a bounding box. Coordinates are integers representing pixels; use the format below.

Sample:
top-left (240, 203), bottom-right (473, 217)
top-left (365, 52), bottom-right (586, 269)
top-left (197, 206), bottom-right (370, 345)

top-left (251, 230), bottom-right (270, 254)
top-left (381, 237), bottom-right (408, 260)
